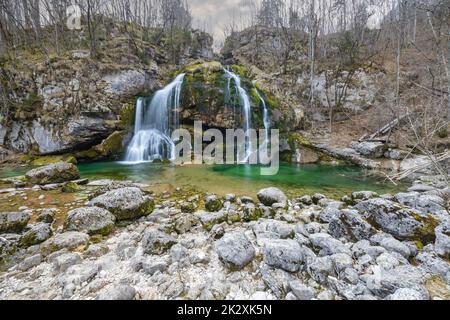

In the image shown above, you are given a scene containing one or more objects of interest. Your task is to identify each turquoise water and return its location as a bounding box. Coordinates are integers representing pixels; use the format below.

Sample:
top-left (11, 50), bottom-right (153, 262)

top-left (0, 162), bottom-right (404, 198)
top-left (80, 162), bottom-right (404, 198)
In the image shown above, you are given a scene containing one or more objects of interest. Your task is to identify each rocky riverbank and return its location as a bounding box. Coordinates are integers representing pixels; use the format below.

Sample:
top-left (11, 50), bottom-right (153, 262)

top-left (0, 162), bottom-right (449, 300)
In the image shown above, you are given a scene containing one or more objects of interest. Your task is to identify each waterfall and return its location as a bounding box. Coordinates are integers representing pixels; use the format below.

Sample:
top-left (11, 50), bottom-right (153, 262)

top-left (224, 68), bottom-right (253, 163)
top-left (124, 73), bottom-right (185, 163)
top-left (255, 89), bottom-right (270, 149)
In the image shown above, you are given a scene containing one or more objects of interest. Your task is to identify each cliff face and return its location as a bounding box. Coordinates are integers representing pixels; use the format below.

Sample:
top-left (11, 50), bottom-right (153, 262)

top-left (0, 25), bottom-right (214, 160)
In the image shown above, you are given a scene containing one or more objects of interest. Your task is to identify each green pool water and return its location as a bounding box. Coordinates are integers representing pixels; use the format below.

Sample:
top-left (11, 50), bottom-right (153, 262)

top-left (0, 162), bottom-right (405, 199)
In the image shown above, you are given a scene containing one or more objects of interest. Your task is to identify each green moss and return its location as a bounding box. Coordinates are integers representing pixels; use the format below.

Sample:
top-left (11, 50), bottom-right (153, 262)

top-left (411, 212), bottom-right (439, 244)
top-left (120, 102), bottom-right (136, 128)
top-left (20, 155), bottom-right (77, 166)
top-left (62, 182), bottom-right (81, 193)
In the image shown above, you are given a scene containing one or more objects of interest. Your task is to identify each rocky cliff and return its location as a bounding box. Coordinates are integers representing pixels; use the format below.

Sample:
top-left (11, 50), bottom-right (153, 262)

top-left (0, 24), bottom-right (214, 162)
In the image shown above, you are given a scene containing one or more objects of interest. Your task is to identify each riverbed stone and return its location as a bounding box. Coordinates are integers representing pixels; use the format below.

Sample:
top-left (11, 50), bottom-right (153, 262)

top-left (65, 207), bottom-right (116, 236)
top-left (215, 232), bottom-right (255, 270)
top-left (309, 233), bottom-right (351, 256)
top-left (257, 188), bottom-right (287, 206)
top-left (289, 280), bottom-right (316, 300)
top-left (434, 223), bottom-right (450, 259)
top-left (142, 229), bottom-right (177, 255)
top-left (386, 288), bottom-right (425, 300)
top-left (328, 209), bottom-right (376, 241)
top-left (25, 162), bottom-right (80, 185)
top-left (205, 195), bottom-right (223, 212)
top-left (253, 219), bottom-right (295, 241)
top-left (0, 212), bottom-right (31, 233)
top-left (40, 231), bottom-right (90, 256)
top-left (263, 239), bottom-right (304, 272)
top-left (88, 187), bottom-right (154, 221)
top-left (355, 198), bottom-right (438, 242)
top-left (19, 223), bottom-right (53, 247)
top-left (195, 211), bottom-right (227, 231)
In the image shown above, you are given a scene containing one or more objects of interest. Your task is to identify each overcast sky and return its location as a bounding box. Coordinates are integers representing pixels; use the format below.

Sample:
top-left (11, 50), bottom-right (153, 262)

top-left (187, 0), bottom-right (259, 46)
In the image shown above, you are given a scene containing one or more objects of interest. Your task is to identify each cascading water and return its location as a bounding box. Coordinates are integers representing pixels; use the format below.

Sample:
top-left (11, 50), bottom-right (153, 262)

top-left (255, 89), bottom-right (271, 149)
top-left (224, 68), bottom-right (253, 163)
top-left (124, 73), bottom-right (185, 163)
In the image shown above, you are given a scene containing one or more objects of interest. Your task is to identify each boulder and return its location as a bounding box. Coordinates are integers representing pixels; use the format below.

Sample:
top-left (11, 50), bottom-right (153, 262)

top-left (214, 232), bottom-right (255, 270)
top-left (205, 195), bottom-right (223, 212)
top-left (19, 223), bottom-right (53, 246)
top-left (25, 162), bottom-right (80, 185)
top-left (309, 233), bottom-right (352, 256)
top-left (328, 209), bottom-right (376, 241)
top-left (253, 219), bottom-right (295, 241)
top-left (40, 231), bottom-right (90, 256)
top-left (65, 207), bottom-right (116, 236)
top-left (351, 141), bottom-right (386, 158)
top-left (88, 187), bottom-right (154, 221)
top-left (0, 212), bottom-right (31, 233)
top-left (434, 223), bottom-right (450, 259)
top-left (257, 188), bottom-right (287, 206)
top-left (289, 281), bottom-right (316, 300)
top-left (263, 239), bottom-right (304, 272)
top-left (386, 288), bottom-right (426, 300)
top-left (355, 198), bottom-right (438, 242)
top-left (142, 229), bottom-right (177, 255)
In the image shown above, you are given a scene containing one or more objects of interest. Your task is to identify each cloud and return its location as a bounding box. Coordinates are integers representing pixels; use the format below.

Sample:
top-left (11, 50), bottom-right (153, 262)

top-left (187, 0), bottom-right (260, 45)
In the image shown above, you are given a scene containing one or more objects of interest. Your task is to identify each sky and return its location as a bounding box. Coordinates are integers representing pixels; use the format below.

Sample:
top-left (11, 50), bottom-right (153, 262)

top-left (187, 0), bottom-right (259, 46)
top-left (187, 0), bottom-right (391, 48)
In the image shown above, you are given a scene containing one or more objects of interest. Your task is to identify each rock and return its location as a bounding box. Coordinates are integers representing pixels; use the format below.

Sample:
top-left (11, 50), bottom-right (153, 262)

top-left (309, 233), bottom-right (351, 256)
top-left (19, 223), bottom-right (53, 246)
top-left (60, 262), bottom-right (100, 294)
top-left (141, 257), bottom-right (169, 275)
top-left (298, 195), bottom-right (313, 205)
top-left (387, 288), bottom-right (425, 300)
top-left (263, 239), bottom-right (304, 272)
top-left (365, 265), bottom-right (427, 298)
top-left (355, 198), bottom-right (438, 242)
top-left (88, 187), bottom-right (154, 221)
top-left (180, 202), bottom-right (197, 213)
top-left (96, 283), bottom-right (136, 300)
top-left (25, 162), bottom-right (80, 185)
top-left (215, 232), bottom-right (255, 270)
top-left (224, 194), bottom-right (236, 202)
top-left (0, 212), bottom-right (31, 233)
top-left (102, 69), bottom-right (148, 97)
top-left (62, 181), bottom-right (81, 193)
top-left (40, 231), bottom-right (90, 256)
top-left (379, 237), bottom-right (413, 259)
top-left (142, 229), bottom-right (177, 255)
top-left (307, 256), bottom-right (334, 284)
top-left (189, 249), bottom-right (210, 265)
top-left (0, 237), bottom-right (17, 265)
top-left (65, 207), bottom-right (115, 236)
top-left (18, 254), bottom-right (43, 271)
top-left (195, 211), bottom-right (227, 231)
top-left (328, 209), bottom-right (376, 241)
top-left (51, 252), bottom-right (83, 272)
top-left (416, 251), bottom-right (450, 283)
top-left (351, 141), bottom-right (386, 158)
top-left (312, 193), bottom-right (326, 204)
top-left (352, 191), bottom-right (378, 201)
top-left (289, 281), bottom-right (315, 300)
top-left (205, 195), bottom-right (223, 212)
top-left (173, 215), bottom-right (199, 234)
top-left (253, 219), bottom-right (294, 241)
top-left (257, 188), bottom-right (287, 206)
top-left (170, 244), bottom-right (188, 264)
top-left (37, 209), bottom-right (56, 224)
top-left (434, 223), bottom-right (450, 258)
top-left (260, 264), bottom-right (296, 299)
top-left (240, 204), bottom-right (264, 222)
